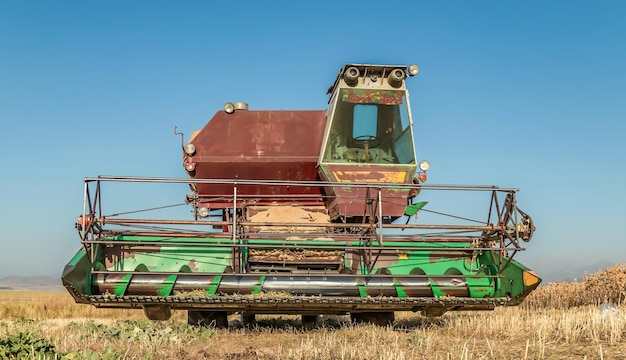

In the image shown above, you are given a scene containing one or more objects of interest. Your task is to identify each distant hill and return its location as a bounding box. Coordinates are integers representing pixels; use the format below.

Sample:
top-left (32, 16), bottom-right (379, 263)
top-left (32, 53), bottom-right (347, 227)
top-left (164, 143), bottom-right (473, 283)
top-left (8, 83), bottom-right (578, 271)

top-left (0, 275), bottom-right (64, 291)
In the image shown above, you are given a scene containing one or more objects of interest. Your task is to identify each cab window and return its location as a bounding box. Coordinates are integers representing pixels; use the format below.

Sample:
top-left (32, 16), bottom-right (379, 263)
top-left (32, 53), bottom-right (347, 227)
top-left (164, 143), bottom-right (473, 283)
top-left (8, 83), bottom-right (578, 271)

top-left (322, 89), bottom-right (415, 164)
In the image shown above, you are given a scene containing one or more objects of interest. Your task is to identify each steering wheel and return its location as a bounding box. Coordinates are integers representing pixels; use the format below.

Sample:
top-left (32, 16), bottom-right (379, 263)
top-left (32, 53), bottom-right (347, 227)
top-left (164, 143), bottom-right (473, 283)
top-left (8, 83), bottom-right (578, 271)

top-left (353, 135), bottom-right (379, 149)
top-left (354, 135), bottom-right (377, 142)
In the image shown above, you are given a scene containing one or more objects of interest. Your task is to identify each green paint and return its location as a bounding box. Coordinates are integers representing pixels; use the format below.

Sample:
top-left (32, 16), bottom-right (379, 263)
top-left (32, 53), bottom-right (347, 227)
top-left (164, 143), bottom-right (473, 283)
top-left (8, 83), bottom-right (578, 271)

top-left (404, 201), bottom-right (428, 216)
top-left (156, 275), bottom-right (178, 296)
top-left (63, 235), bottom-right (534, 304)
top-left (102, 235), bottom-right (231, 273)
top-left (428, 277), bottom-right (445, 297)
top-left (253, 276), bottom-right (266, 295)
top-left (356, 278), bottom-right (368, 297)
top-left (66, 249), bottom-right (86, 266)
top-left (114, 274), bottom-right (132, 296)
top-left (61, 249), bottom-right (93, 297)
top-left (393, 279), bottom-right (407, 297)
top-left (206, 275), bottom-right (222, 296)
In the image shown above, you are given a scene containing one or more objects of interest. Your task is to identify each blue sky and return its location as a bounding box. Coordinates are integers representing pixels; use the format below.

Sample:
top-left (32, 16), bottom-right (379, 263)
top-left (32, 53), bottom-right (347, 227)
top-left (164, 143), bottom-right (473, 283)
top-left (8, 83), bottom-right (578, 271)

top-left (0, 1), bottom-right (625, 281)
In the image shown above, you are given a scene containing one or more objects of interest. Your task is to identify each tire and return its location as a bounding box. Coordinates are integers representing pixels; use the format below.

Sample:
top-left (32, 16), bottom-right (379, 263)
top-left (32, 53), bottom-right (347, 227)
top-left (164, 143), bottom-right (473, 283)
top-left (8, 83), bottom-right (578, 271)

top-left (350, 312), bottom-right (395, 326)
top-left (301, 315), bottom-right (318, 330)
top-left (188, 310), bottom-right (228, 328)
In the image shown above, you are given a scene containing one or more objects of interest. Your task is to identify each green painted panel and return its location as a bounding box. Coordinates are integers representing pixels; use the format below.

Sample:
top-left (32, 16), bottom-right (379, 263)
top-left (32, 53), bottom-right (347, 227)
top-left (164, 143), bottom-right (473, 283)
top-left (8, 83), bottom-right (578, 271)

top-left (114, 274), bottom-right (132, 296)
top-left (80, 236), bottom-right (530, 300)
top-left (61, 249), bottom-right (93, 296)
top-left (253, 276), bottom-right (265, 295)
top-left (102, 236), bottom-right (231, 273)
top-left (356, 278), bottom-right (368, 297)
top-left (207, 275), bottom-right (222, 296)
top-left (393, 279), bottom-right (407, 298)
top-left (156, 275), bottom-right (178, 296)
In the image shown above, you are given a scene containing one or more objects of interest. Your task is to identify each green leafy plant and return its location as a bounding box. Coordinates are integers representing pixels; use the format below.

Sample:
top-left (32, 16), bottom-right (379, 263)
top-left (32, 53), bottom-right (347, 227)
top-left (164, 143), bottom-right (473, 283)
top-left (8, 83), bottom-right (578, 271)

top-left (64, 345), bottom-right (123, 360)
top-left (0, 331), bottom-right (58, 359)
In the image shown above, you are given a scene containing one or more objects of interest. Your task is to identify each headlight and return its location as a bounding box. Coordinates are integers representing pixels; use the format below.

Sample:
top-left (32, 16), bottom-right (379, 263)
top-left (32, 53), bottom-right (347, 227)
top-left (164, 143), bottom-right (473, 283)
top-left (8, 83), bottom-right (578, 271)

top-left (407, 64), bottom-right (420, 76)
top-left (419, 160), bottom-right (430, 171)
top-left (197, 207), bottom-right (210, 218)
top-left (388, 68), bottom-right (406, 88)
top-left (184, 143), bottom-right (196, 155)
top-left (344, 66), bottom-right (360, 86)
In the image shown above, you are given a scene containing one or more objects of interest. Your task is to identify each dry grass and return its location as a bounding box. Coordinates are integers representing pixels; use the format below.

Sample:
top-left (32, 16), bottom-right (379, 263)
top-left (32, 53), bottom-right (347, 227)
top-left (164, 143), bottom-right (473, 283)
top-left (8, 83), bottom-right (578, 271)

top-left (0, 265), bottom-right (625, 359)
top-left (0, 291), bottom-right (156, 321)
top-left (2, 307), bottom-right (625, 359)
top-left (524, 264), bottom-right (626, 309)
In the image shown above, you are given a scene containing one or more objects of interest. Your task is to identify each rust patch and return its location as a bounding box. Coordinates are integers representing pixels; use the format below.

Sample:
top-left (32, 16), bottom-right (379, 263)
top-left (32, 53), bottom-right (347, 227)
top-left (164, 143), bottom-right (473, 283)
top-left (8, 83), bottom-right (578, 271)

top-left (431, 277), bottom-right (470, 297)
top-left (370, 252), bottom-right (401, 268)
top-left (395, 278), bottom-right (433, 297)
top-left (359, 277), bottom-right (397, 297)
top-left (103, 245), bottom-right (160, 269)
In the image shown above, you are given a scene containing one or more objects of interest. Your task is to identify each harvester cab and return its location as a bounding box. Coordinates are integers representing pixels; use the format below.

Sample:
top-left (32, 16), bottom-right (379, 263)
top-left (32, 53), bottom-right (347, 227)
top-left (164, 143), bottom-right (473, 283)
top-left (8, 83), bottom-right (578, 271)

top-left (319, 64), bottom-right (426, 221)
top-left (321, 64), bottom-right (417, 166)
top-left (62, 62), bottom-right (540, 328)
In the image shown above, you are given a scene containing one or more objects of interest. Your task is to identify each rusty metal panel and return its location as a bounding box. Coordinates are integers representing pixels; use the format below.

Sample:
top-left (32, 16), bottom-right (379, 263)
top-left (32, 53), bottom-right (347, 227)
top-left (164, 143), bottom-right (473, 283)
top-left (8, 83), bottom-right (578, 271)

top-left (318, 163), bottom-right (416, 218)
top-left (189, 110), bottom-right (327, 202)
top-left (193, 110), bottom-right (326, 158)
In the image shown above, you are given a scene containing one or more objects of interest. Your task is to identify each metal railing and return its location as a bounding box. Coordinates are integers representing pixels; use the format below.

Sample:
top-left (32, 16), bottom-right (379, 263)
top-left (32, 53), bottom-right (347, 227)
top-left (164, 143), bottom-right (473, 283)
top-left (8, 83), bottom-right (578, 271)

top-left (76, 176), bottom-right (533, 274)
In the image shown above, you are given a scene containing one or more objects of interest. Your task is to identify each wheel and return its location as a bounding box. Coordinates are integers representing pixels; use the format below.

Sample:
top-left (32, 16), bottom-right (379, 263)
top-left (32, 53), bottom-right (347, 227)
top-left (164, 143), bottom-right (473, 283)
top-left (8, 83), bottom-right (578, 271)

top-left (353, 135), bottom-right (379, 149)
top-left (301, 315), bottom-right (318, 330)
top-left (143, 305), bottom-right (172, 321)
top-left (354, 135), bottom-right (377, 142)
top-left (350, 312), bottom-right (394, 326)
top-left (188, 310), bottom-right (228, 328)
top-left (241, 313), bottom-right (256, 325)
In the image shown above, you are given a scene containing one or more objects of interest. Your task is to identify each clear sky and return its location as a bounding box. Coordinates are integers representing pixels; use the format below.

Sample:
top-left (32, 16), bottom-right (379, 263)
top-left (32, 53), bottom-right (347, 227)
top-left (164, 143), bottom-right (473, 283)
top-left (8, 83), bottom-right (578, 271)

top-left (1, 1), bottom-right (625, 281)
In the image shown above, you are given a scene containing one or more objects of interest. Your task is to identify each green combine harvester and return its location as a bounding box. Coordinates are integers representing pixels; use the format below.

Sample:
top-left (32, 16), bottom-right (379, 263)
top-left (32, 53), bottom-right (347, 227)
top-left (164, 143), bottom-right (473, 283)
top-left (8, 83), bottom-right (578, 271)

top-left (62, 63), bottom-right (540, 327)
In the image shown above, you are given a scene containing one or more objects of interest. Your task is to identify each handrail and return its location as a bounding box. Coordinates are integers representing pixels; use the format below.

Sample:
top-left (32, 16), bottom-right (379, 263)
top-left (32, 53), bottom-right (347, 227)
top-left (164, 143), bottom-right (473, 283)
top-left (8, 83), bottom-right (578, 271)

top-left (87, 175), bottom-right (519, 192)
top-left (76, 174), bottom-right (532, 275)
top-left (82, 239), bottom-right (523, 251)
top-left (99, 217), bottom-right (497, 230)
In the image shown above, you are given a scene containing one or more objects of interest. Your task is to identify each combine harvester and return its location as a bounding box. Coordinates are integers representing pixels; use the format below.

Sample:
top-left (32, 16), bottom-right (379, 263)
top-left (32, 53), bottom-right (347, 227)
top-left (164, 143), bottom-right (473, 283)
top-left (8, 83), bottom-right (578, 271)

top-left (63, 63), bottom-right (540, 327)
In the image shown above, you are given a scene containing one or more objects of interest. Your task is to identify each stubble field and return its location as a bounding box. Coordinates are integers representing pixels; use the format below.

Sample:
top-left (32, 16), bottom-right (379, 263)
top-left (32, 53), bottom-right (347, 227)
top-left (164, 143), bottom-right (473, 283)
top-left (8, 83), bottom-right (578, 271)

top-left (1, 265), bottom-right (625, 359)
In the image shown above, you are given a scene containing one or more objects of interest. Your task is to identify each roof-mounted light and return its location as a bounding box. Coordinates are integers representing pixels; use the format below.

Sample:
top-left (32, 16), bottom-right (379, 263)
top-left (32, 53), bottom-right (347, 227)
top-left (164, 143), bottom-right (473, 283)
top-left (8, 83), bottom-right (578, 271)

top-left (407, 64), bottom-right (420, 76)
top-left (344, 66), bottom-right (360, 87)
top-left (419, 160), bottom-right (430, 171)
top-left (233, 102), bottom-right (248, 111)
top-left (388, 68), bottom-right (406, 88)
top-left (224, 102), bottom-right (235, 114)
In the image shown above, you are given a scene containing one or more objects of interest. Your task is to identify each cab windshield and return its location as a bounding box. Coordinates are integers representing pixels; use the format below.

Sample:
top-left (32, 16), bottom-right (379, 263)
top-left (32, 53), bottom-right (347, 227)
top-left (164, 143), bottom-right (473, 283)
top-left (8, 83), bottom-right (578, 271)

top-left (323, 89), bottom-right (415, 164)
